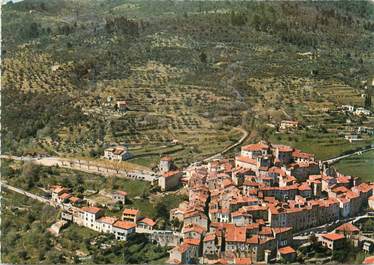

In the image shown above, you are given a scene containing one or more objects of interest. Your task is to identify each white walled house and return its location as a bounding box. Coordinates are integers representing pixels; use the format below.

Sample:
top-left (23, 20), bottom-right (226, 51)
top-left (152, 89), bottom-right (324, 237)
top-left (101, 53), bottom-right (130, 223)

top-left (95, 216), bottom-right (118, 234)
top-left (104, 146), bottom-right (132, 161)
top-left (80, 207), bottom-right (104, 230)
top-left (112, 220), bottom-right (136, 240)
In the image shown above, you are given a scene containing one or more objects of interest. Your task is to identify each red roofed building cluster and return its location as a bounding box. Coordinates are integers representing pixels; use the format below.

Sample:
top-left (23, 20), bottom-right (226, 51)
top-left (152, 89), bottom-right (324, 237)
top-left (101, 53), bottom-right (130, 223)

top-left (168, 141), bottom-right (374, 264)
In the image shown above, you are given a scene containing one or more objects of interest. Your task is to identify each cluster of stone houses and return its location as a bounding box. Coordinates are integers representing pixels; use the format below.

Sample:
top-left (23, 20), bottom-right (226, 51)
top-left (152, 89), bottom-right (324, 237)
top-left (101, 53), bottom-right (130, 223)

top-left (51, 185), bottom-right (156, 240)
top-left (168, 141), bottom-right (374, 264)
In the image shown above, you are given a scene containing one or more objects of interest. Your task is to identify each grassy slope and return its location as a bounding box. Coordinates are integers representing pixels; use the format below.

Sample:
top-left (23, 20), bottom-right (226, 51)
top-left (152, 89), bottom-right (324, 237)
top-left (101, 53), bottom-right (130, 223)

top-left (334, 150), bottom-right (374, 181)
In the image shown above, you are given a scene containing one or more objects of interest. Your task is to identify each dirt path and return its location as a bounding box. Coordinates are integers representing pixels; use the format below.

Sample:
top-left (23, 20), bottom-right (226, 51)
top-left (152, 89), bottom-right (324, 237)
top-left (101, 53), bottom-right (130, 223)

top-left (201, 127), bottom-right (249, 163)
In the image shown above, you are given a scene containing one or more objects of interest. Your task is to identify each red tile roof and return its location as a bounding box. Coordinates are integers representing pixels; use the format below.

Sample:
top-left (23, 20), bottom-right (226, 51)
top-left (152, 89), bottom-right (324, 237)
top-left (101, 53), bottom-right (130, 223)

top-left (278, 246), bottom-right (296, 255)
top-left (59, 193), bottom-right (72, 200)
top-left (276, 145), bottom-right (293, 152)
top-left (235, 156), bottom-right (256, 165)
top-left (69, 196), bottom-right (81, 203)
top-left (234, 257), bottom-right (252, 265)
top-left (183, 223), bottom-right (206, 234)
top-left (259, 226), bottom-right (272, 235)
top-left (336, 223), bottom-right (360, 233)
top-left (363, 256), bottom-right (374, 264)
top-left (333, 186), bottom-right (349, 193)
top-left (272, 227), bottom-right (292, 234)
top-left (321, 233), bottom-right (345, 241)
top-left (81, 206), bottom-right (102, 214)
top-left (138, 217), bottom-right (156, 227)
top-left (184, 238), bottom-right (200, 246)
top-left (337, 176), bottom-right (350, 184)
top-left (162, 170), bottom-right (180, 178)
top-left (184, 210), bottom-right (207, 219)
top-left (242, 143), bottom-right (269, 152)
top-left (292, 150), bottom-right (314, 159)
top-left (174, 242), bottom-right (191, 253)
top-left (113, 220), bottom-right (136, 230)
top-left (357, 183), bottom-right (372, 193)
top-left (204, 232), bottom-right (216, 242)
top-left (223, 178), bottom-right (234, 188)
top-left (246, 235), bottom-right (259, 244)
top-left (225, 226), bottom-right (246, 242)
top-left (346, 191), bottom-right (359, 199)
top-left (97, 216), bottom-right (118, 225)
top-left (298, 183), bottom-right (312, 191)
top-left (122, 208), bottom-right (140, 216)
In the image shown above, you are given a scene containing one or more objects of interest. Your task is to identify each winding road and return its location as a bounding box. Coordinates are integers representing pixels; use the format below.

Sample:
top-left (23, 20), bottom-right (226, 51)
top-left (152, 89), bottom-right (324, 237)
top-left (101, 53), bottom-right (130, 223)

top-left (201, 127), bottom-right (249, 163)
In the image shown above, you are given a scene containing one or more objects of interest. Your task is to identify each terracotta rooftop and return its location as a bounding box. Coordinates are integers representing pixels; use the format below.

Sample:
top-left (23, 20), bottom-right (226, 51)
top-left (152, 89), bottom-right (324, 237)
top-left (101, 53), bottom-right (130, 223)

top-left (292, 150), bottom-right (314, 159)
top-left (298, 182), bottom-right (312, 191)
top-left (363, 256), bottom-right (374, 264)
top-left (174, 242), bottom-right (191, 254)
top-left (242, 143), bottom-right (269, 152)
top-left (321, 233), bottom-right (345, 241)
top-left (122, 208), bottom-right (140, 216)
top-left (138, 217), bottom-right (156, 227)
top-left (276, 145), bottom-right (293, 152)
top-left (113, 220), bottom-right (136, 230)
top-left (69, 196), bottom-right (81, 203)
top-left (183, 223), bottom-right (206, 234)
top-left (162, 170), bottom-right (180, 178)
top-left (97, 216), bottom-right (118, 225)
top-left (184, 238), bottom-right (200, 246)
top-left (204, 232), bottom-right (216, 242)
top-left (336, 223), bottom-right (360, 233)
top-left (59, 193), bottom-right (72, 200)
top-left (235, 156), bottom-right (256, 165)
top-left (234, 257), bottom-right (252, 265)
top-left (225, 226), bottom-right (246, 242)
top-left (278, 246), bottom-right (296, 255)
top-left (81, 206), bottom-right (102, 214)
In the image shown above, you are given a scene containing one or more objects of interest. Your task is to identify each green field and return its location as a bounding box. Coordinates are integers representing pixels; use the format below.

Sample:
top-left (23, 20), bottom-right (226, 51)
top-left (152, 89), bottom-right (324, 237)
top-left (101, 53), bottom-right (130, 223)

top-left (334, 150), bottom-right (374, 181)
top-left (267, 130), bottom-right (374, 161)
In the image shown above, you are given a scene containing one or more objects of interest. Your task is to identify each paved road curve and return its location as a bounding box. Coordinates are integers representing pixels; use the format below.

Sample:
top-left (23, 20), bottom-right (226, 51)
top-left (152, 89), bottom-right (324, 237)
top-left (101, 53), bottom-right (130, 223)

top-left (322, 146), bottom-right (374, 165)
top-left (202, 127), bottom-right (249, 163)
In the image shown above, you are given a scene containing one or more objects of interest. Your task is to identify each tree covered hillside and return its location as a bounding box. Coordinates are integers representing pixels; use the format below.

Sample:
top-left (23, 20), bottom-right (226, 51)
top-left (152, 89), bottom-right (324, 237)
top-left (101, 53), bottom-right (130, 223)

top-left (2, 0), bottom-right (374, 164)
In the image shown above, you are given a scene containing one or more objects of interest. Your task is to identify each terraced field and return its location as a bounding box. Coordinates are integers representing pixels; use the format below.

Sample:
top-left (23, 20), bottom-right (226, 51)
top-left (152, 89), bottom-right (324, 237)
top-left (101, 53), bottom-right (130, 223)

top-left (2, 0), bottom-right (374, 167)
